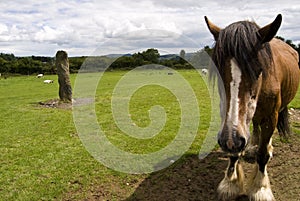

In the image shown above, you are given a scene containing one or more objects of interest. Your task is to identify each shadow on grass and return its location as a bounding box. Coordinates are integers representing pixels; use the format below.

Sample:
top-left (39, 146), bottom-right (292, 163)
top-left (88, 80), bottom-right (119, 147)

top-left (125, 151), bottom-right (249, 201)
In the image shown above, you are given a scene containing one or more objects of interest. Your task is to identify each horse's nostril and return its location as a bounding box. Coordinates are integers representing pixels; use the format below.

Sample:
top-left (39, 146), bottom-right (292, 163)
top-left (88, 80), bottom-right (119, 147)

top-left (219, 135), bottom-right (247, 153)
top-left (218, 138), bottom-right (221, 147)
top-left (233, 136), bottom-right (247, 152)
top-left (217, 129), bottom-right (247, 153)
top-left (240, 136), bottom-right (246, 150)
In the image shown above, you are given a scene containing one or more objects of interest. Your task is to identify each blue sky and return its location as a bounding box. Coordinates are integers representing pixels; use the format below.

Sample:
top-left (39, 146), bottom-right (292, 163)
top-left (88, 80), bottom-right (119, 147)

top-left (0, 0), bottom-right (299, 56)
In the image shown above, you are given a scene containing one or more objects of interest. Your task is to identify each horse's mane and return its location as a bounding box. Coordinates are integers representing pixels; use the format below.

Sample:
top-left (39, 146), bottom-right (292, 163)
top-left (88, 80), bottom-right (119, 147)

top-left (210, 20), bottom-right (273, 82)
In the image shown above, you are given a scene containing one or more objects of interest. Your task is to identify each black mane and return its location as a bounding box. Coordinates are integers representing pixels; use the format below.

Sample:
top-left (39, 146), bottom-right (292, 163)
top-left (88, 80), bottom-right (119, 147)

top-left (212, 20), bottom-right (273, 81)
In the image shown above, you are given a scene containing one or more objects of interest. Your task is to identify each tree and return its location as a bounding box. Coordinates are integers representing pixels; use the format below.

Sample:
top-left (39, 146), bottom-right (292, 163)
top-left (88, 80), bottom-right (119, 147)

top-left (142, 48), bottom-right (160, 64)
top-left (285, 39), bottom-right (297, 49)
top-left (190, 49), bottom-right (210, 69)
top-left (132, 52), bottom-right (145, 66)
top-left (0, 53), bottom-right (15, 61)
top-left (110, 56), bottom-right (134, 69)
top-left (204, 45), bottom-right (213, 56)
top-left (275, 36), bottom-right (285, 41)
top-left (109, 48), bottom-right (161, 69)
top-left (0, 57), bottom-right (9, 74)
top-left (69, 56), bottom-right (86, 72)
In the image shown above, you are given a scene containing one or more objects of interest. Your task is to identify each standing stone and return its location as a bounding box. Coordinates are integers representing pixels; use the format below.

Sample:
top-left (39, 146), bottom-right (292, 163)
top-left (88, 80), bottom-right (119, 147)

top-left (56, 50), bottom-right (72, 102)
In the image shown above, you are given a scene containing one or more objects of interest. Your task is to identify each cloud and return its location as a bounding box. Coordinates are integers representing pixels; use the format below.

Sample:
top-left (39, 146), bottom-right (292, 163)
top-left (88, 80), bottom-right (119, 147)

top-left (34, 26), bottom-right (63, 42)
top-left (0, 0), bottom-right (299, 56)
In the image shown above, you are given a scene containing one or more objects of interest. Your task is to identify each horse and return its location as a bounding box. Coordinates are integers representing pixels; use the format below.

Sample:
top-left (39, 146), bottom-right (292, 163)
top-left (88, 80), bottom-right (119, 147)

top-left (205, 14), bottom-right (300, 201)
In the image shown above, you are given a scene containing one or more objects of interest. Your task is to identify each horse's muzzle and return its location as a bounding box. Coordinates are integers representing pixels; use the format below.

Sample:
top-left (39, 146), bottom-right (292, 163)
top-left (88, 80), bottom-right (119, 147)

top-left (218, 131), bottom-right (246, 154)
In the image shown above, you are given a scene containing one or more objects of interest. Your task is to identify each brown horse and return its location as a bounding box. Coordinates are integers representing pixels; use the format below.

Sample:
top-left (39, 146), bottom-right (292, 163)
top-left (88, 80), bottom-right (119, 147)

top-left (205, 14), bottom-right (300, 201)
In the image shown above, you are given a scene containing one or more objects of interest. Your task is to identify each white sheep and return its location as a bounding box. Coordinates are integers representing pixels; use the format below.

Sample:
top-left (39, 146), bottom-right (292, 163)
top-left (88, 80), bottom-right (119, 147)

top-left (43, 80), bottom-right (54, 84)
top-left (37, 74), bottom-right (44, 78)
top-left (201, 69), bottom-right (208, 75)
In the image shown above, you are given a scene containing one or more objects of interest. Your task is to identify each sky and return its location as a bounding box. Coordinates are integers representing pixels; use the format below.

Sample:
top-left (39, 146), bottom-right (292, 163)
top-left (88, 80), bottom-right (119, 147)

top-left (0, 0), bottom-right (300, 56)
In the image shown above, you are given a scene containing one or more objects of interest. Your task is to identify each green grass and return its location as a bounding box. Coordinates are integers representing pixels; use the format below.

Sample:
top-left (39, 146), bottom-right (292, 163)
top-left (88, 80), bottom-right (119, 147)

top-left (0, 75), bottom-right (94, 200)
top-left (289, 87), bottom-right (300, 109)
top-left (289, 83), bottom-right (300, 135)
top-left (0, 70), bottom-right (210, 200)
top-left (0, 71), bottom-right (299, 200)
top-left (93, 70), bottom-right (212, 155)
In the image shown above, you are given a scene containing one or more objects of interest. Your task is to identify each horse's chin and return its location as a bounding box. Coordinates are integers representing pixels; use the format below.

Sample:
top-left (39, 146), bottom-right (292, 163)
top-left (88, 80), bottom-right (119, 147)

top-left (224, 140), bottom-right (250, 156)
top-left (222, 148), bottom-right (245, 156)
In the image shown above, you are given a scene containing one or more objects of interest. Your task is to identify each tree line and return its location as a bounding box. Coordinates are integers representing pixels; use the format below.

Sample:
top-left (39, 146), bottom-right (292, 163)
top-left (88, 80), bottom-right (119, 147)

top-left (0, 48), bottom-right (196, 75)
top-left (0, 54), bottom-right (87, 75)
top-left (0, 36), bottom-right (299, 75)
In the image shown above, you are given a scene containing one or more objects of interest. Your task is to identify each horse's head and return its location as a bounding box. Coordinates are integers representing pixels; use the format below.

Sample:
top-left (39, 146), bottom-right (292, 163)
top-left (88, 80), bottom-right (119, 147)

top-left (205, 15), bottom-right (282, 154)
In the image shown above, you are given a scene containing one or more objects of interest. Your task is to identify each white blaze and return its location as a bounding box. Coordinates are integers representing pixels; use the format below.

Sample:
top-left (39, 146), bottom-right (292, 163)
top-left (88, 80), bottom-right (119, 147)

top-left (227, 59), bottom-right (242, 131)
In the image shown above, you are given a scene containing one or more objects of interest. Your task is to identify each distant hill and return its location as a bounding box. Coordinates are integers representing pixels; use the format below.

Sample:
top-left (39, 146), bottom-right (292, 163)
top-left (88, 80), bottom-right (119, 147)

top-left (105, 52), bottom-right (197, 61)
top-left (184, 52), bottom-right (196, 61)
top-left (159, 54), bottom-right (179, 60)
top-left (105, 53), bottom-right (131, 58)
top-left (159, 53), bottom-right (195, 61)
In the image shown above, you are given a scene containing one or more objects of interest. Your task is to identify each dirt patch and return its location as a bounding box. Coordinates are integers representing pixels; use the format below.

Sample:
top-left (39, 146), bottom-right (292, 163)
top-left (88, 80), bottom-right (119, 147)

top-left (125, 132), bottom-right (300, 201)
top-left (290, 108), bottom-right (300, 128)
top-left (39, 99), bottom-right (72, 109)
top-left (63, 109), bottom-right (300, 201)
top-left (38, 98), bottom-right (94, 110)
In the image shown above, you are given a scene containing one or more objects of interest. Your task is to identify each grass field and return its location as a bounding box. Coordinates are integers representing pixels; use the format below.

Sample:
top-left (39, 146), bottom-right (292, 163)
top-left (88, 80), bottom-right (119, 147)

top-left (0, 70), bottom-right (299, 200)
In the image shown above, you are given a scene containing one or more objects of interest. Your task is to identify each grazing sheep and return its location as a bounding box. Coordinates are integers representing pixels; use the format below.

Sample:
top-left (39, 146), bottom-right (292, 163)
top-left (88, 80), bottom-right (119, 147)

top-left (44, 80), bottom-right (54, 84)
top-left (37, 74), bottom-right (44, 78)
top-left (201, 69), bottom-right (208, 75)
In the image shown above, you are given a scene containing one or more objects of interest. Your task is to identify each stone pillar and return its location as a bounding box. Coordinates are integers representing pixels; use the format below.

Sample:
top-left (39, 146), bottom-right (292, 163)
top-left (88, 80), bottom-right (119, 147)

top-left (56, 50), bottom-right (72, 102)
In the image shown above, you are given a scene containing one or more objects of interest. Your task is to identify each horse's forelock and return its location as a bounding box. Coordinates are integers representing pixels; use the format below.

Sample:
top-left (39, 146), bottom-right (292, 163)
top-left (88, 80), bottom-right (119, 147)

top-left (211, 20), bottom-right (273, 82)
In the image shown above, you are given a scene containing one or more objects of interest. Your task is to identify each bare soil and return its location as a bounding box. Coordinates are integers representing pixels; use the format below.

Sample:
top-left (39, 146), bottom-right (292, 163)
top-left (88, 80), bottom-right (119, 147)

top-left (63, 109), bottom-right (300, 201)
top-left (38, 98), bottom-right (94, 109)
top-left (39, 99), bottom-right (72, 109)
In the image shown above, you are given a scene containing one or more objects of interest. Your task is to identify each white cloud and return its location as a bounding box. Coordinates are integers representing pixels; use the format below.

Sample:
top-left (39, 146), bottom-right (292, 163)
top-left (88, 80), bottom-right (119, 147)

top-left (0, 0), bottom-right (299, 56)
top-left (0, 23), bottom-right (8, 34)
top-left (34, 26), bottom-right (62, 42)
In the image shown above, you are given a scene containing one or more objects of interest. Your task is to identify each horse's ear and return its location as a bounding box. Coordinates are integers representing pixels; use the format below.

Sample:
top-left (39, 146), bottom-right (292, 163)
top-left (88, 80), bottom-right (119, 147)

top-left (204, 16), bottom-right (221, 40)
top-left (258, 14), bottom-right (282, 43)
